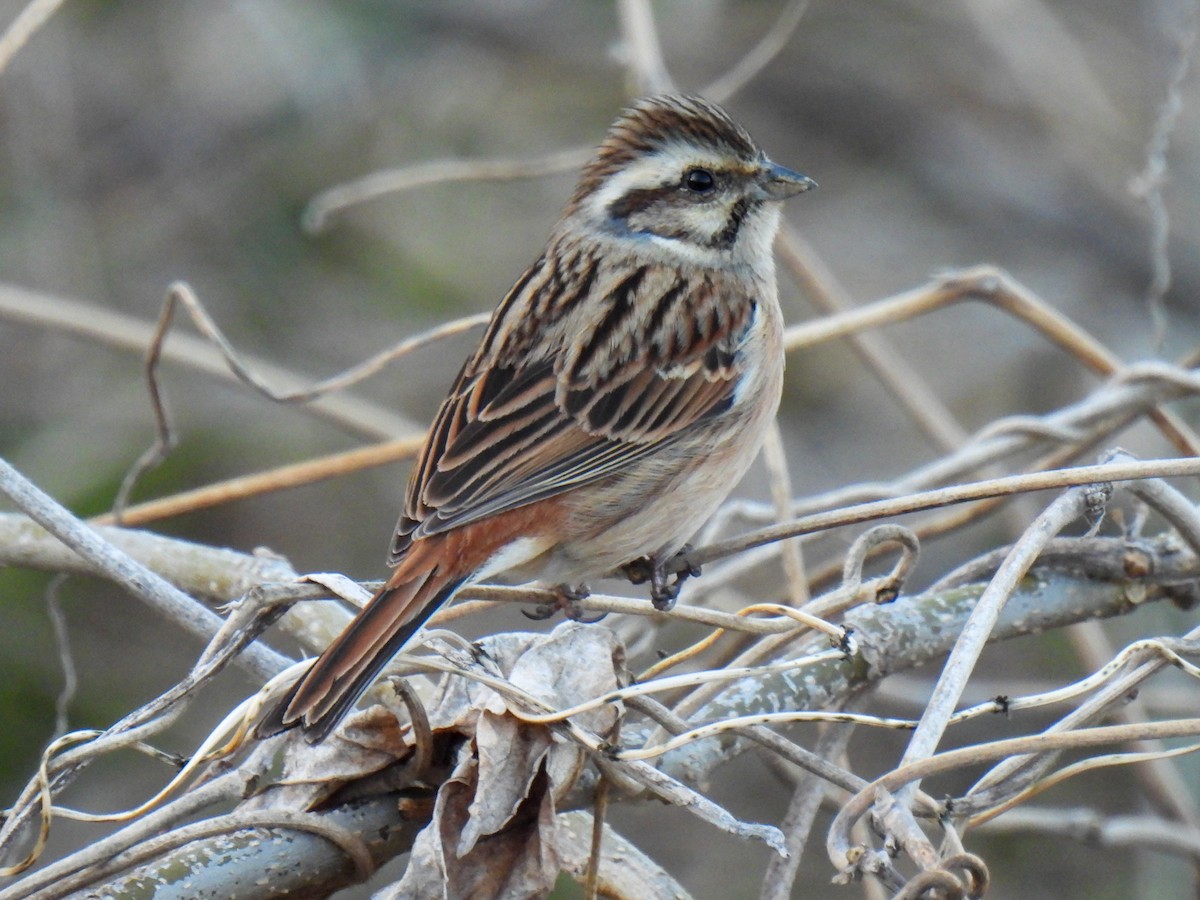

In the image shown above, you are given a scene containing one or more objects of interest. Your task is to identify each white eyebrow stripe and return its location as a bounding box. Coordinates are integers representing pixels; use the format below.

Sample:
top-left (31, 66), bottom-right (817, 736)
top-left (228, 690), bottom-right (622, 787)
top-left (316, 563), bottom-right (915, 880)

top-left (585, 143), bottom-right (723, 221)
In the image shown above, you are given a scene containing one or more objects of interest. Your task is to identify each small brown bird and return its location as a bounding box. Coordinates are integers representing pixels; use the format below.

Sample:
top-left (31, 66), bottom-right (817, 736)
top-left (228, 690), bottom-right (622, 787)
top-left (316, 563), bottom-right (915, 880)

top-left (259, 95), bottom-right (814, 742)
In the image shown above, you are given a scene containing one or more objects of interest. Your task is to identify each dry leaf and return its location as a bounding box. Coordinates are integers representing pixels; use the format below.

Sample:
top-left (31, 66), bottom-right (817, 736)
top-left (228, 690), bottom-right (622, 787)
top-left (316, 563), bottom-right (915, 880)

top-left (379, 622), bottom-right (626, 898)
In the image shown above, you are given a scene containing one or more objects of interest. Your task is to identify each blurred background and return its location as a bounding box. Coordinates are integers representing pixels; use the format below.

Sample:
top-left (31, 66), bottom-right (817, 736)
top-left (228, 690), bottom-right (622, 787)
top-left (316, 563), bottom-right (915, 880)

top-left (1, 1), bottom-right (1198, 897)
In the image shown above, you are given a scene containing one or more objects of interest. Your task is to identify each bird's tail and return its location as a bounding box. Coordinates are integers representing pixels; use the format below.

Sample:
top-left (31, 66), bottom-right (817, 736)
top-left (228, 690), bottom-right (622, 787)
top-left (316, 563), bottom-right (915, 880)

top-left (257, 546), bottom-right (464, 744)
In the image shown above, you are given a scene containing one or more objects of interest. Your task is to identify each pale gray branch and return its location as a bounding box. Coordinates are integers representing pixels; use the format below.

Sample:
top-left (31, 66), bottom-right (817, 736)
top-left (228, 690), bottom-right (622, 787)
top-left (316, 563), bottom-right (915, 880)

top-left (0, 282), bottom-right (415, 439)
top-left (0, 459), bottom-right (290, 681)
top-left (895, 487), bottom-right (1093, 796)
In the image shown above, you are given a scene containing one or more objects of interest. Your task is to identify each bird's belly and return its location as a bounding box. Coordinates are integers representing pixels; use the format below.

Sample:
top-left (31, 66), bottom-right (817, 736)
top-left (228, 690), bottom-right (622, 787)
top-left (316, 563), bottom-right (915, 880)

top-left (545, 393), bottom-right (780, 582)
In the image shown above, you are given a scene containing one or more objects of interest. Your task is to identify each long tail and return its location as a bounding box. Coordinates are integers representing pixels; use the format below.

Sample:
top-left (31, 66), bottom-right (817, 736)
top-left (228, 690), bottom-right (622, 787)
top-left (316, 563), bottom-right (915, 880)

top-left (257, 548), bottom-right (465, 744)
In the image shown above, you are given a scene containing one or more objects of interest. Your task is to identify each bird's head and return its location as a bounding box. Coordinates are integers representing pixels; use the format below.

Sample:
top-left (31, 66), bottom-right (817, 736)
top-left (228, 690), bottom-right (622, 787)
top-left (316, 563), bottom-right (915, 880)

top-left (564, 94), bottom-right (814, 267)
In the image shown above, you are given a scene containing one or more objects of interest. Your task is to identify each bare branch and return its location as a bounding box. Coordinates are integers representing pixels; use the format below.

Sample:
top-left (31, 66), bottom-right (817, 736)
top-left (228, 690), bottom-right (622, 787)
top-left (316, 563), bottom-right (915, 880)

top-left (704, 0), bottom-right (810, 103)
top-left (0, 282), bottom-right (414, 439)
top-left (894, 486), bottom-right (1096, 802)
top-left (0, 459), bottom-right (290, 680)
top-left (615, 0), bottom-right (675, 95)
top-left (304, 148), bottom-right (588, 232)
top-left (777, 227), bottom-right (970, 452)
top-left (1128, 4), bottom-right (1200, 344)
top-left (0, 0), bottom-right (66, 77)
top-left (695, 455), bottom-right (1200, 567)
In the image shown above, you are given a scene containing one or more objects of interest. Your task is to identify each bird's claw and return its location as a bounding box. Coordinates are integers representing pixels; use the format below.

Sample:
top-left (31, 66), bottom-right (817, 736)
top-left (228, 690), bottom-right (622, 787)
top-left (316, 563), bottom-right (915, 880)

top-left (624, 546), bottom-right (701, 612)
top-left (522, 583), bottom-right (604, 623)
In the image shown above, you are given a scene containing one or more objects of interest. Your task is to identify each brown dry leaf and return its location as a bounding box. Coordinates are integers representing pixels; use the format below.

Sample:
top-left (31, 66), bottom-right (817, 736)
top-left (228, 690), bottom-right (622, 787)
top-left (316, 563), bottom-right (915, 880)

top-left (276, 705), bottom-right (412, 786)
top-left (478, 624), bottom-right (625, 815)
top-left (504, 621), bottom-right (625, 736)
top-left (382, 622), bottom-right (627, 898)
top-left (423, 624), bottom-right (622, 726)
top-left (421, 636), bottom-right (534, 733)
top-left (382, 742), bottom-right (561, 899)
top-left (462, 711), bottom-right (554, 855)
top-left (242, 704), bottom-right (413, 812)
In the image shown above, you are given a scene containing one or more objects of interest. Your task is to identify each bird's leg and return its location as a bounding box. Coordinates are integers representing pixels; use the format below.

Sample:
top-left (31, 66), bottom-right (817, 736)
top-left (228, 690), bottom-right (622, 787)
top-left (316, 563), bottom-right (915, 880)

top-left (522, 583), bottom-right (603, 623)
top-left (623, 545), bottom-right (702, 611)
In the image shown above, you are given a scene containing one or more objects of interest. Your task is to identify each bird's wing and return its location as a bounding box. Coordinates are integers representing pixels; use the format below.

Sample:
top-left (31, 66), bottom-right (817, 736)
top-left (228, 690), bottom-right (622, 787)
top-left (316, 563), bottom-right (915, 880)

top-left (389, 256), bottom-right (758, 562)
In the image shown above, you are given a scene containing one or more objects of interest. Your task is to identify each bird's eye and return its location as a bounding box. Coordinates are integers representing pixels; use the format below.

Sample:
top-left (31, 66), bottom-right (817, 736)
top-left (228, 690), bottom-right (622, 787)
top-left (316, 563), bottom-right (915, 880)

top-left (683, 167), bottom-right (716, 194)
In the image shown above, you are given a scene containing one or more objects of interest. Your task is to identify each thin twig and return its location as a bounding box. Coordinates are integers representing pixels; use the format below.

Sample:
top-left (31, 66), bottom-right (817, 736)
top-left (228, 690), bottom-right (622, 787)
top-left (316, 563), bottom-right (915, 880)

top-left (976, 807), bottom-right (1200, 864)
top-left (762, 420), bottom-right (809, 604)
top-left (0, 595), bottom-right (290, 872)
top-left (783, 266), bottom-right (1200, 455)
top-left (615, 0), bottom-right (675, 95)
top-left (0, 0), bottom-right (66, 77)
top-left (92, 434), bottom-right (424, 527)
top-left (777, 227), bottom-right (970, 452)
top-left (1128, 4), bottom-right (1199, 346)
top-left (694, 455), bottom-right (1200, 567)
top-left (0, 459), bottom-right (290, 680)
top-left (0, 282), bottom-right (413, 439)
top-left (759, 723), bottom-right (855, 900)
top-left (304, 148), bottom-right (588, 232)
top-left (0, 772), bottom-right (246, 898)
top-left (114, 282), bottom-right (478, 516)
top-left (893, 487), bottom-right (1094, 803)
top-left (44, 576), bottom-right (75, 738)
top-left (963, 621), bottom-right (1200, 817)
top-left (827, 718), bottom-right (1200, 873)
top-left (704, 0), bottom-right (810, 102)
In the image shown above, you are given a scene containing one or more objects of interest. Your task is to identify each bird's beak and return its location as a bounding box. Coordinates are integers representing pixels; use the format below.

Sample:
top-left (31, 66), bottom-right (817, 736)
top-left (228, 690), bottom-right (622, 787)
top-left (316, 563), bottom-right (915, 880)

top-left (755, 161), bottom-right (816, 201)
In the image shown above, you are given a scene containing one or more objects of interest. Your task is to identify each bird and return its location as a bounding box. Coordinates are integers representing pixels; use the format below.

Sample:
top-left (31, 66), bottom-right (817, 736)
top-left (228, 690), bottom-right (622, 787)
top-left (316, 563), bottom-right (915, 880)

top-left (258, 94), bottom-right (815, 743)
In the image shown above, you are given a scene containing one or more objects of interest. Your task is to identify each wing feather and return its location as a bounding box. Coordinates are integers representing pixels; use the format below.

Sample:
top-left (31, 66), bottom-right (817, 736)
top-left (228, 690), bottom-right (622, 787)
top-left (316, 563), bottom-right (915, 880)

top-left (390, 253), bottom-right (758, 559)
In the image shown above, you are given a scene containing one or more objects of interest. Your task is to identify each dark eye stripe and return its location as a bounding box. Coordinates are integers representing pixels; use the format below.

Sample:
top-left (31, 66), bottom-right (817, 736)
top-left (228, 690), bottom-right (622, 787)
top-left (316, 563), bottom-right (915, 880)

top-left (606, 163), bottom-right (729, 221)
top-left (606, 186), bottom-right (673, 221)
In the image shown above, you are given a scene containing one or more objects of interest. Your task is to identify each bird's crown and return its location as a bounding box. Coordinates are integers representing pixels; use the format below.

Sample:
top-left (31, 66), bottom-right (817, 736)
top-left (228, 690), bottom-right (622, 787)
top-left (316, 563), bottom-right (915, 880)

top-left (573, 94), bottom-right (762, 197)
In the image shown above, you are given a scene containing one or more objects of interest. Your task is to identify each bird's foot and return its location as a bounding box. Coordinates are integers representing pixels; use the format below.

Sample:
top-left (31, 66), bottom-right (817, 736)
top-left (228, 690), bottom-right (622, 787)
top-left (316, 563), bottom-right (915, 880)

top-left (522, 583), bottom-right (603, 623)
top-left (622, 546), bottom-right (701, 612)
